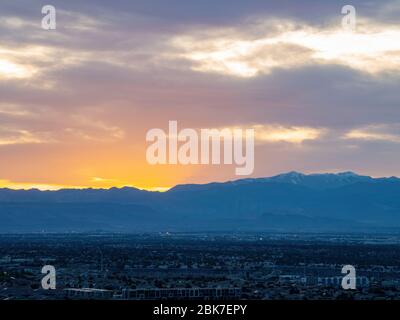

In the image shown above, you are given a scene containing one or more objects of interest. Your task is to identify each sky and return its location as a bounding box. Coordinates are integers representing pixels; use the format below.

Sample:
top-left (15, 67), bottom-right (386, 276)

top-left (0, 0), bottom-right (400, 191)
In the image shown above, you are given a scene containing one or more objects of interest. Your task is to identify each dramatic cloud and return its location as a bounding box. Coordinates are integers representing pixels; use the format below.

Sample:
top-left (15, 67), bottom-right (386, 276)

top-left (0, 0), bottom-right (399, 189)
top-left (254, 125), bottom-right (325, 144)
top-left (0, 128), bottom-right (51, 146)
top-left (344, 124), bottom-right (400, 143)
top-left (172, 18), bottom-right (400, 77)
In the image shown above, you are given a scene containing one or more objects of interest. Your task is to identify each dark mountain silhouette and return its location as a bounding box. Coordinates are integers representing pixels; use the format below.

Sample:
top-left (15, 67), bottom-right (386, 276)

top-left (1, 172), bottom-right (400, 233)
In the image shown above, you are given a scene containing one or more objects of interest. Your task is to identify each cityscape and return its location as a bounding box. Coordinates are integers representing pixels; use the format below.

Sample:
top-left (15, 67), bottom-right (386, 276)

top-left (1, 0), bottom-right (400, 310)
top-left (2, 232), bottom-right (400, 300)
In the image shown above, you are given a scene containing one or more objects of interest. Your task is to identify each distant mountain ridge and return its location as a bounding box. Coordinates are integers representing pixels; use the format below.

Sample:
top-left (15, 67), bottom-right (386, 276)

top-left (169, 171), bottom-right (399, 191)
top-left (1, 172), bottom-right (400, 233)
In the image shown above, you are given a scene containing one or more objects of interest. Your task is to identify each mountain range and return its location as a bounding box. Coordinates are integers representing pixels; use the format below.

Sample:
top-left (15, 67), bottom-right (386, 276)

top-left (1, 171), bottom-right (400, 233)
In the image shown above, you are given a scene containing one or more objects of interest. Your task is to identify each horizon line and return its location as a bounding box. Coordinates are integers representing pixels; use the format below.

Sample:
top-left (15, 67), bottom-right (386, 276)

top-left (0, 170), bottom-right (399, 192)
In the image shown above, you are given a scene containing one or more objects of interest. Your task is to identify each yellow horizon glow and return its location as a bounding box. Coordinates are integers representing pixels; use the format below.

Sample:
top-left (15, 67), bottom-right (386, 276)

top-left (0, 179), bottom-right (172, 192)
